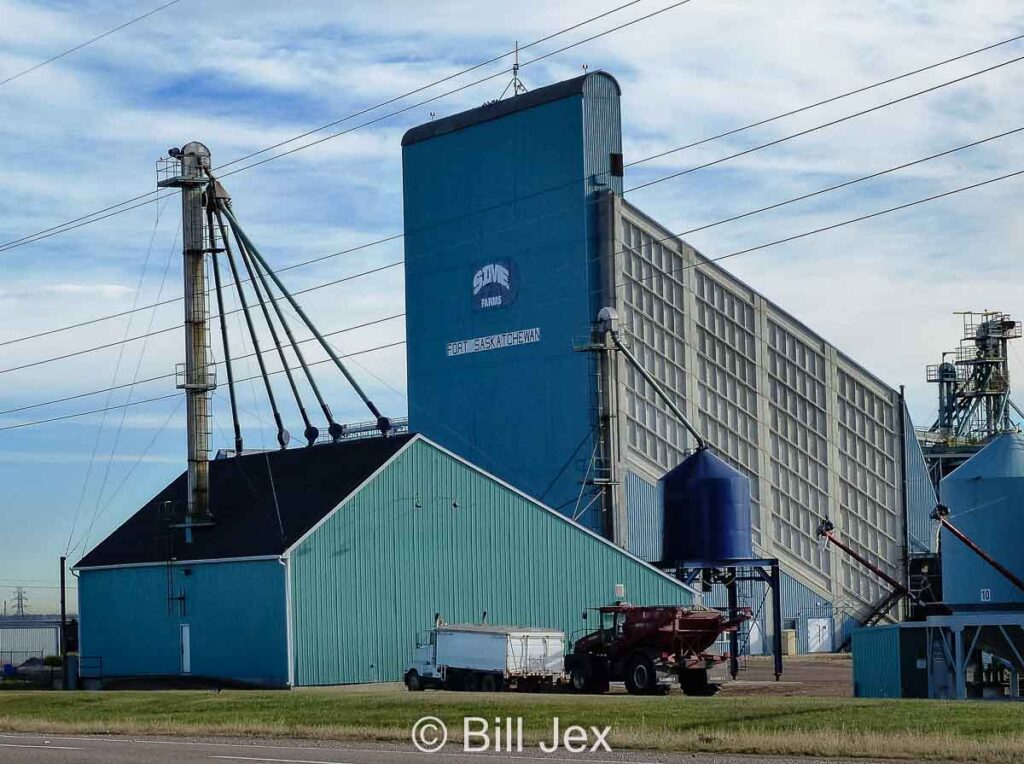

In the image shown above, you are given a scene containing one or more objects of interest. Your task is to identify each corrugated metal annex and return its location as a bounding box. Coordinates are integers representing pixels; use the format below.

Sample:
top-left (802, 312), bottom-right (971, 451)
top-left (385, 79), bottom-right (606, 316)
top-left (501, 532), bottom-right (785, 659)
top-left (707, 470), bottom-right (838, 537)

top-left (287, 436), bottom-right (694, 686)
top-left (76, 433), bottom-right (694, 687)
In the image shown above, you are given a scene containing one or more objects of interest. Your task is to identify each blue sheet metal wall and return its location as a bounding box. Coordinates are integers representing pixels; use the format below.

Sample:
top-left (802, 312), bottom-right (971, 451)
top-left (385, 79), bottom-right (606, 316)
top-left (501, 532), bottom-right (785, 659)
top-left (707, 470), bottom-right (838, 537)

top-left (402, 73), bottom-right (622, 532)
top-left (902, 402), bottom-right (938, 554)
top-left (625, 470), bottom-right (663, 562)
top-left (78, 560), bottom-right (287, 686)
top-left (851, 624), bottom-right (901, 697)
top-left (780, 572), bottom-right (835, 652)
top-left (288, 437), bottom-right (693, 686)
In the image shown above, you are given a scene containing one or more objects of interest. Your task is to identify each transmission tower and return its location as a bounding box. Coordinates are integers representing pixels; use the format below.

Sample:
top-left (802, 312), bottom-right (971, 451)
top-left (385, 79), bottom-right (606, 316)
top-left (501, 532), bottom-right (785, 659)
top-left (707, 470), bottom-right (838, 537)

top-left (12, 587), bottom-right (28, 617)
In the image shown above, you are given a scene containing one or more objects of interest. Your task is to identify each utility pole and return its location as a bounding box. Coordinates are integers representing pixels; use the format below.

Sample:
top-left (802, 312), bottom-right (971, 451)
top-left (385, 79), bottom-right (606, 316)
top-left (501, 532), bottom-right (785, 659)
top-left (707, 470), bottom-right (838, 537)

top-left (159, 142), bottom-right (216, 522)
top-left (59, 557), bottom-right (67, 658)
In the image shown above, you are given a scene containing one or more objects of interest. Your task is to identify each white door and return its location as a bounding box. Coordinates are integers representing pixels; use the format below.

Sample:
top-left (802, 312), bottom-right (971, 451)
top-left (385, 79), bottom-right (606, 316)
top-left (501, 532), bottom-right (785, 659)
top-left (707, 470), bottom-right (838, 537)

top-left (180, 624), bottom-right (191, 674)
top-left (807, 618), bottom-right (832, 653)
top-left (747, 620), bottom-right (763, 655)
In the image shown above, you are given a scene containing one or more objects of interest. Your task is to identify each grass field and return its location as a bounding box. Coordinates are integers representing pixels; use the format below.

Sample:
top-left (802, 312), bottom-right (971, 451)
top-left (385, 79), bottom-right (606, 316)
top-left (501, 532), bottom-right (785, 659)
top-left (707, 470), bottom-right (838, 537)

top-left (2, 687), bottom-right (1024, 762)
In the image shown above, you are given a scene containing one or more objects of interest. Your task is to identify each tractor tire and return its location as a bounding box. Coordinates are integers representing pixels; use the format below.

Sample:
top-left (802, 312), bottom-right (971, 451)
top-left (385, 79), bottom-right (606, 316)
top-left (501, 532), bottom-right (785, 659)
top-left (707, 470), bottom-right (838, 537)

top-left (624, 654), bottom-right (658, 695)
top-left (405, 670), bottom-right (424, 692)
top-left (464, 672), bottom-right (481, 692)
top-left (480, 674), bottom-right (499, 692)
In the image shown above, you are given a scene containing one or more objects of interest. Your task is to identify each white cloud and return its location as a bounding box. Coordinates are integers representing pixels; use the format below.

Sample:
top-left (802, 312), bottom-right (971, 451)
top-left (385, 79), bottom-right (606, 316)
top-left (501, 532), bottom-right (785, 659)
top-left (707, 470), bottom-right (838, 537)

top-left (2, 0), bottom-right (1023, 585)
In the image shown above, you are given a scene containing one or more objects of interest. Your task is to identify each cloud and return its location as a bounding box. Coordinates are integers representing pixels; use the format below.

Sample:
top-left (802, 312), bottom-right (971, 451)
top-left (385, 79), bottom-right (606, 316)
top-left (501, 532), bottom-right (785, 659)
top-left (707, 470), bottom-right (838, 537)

top-left (1, 0), bottom-right (1023, 587)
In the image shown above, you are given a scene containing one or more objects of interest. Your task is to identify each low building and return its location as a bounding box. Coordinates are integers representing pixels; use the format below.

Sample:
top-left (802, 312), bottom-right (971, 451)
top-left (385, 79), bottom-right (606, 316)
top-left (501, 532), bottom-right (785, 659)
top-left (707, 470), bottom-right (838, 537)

top-left (76, 434), bottom-right (693, 687)
top-left (0, 618), bottom-right (62, 666)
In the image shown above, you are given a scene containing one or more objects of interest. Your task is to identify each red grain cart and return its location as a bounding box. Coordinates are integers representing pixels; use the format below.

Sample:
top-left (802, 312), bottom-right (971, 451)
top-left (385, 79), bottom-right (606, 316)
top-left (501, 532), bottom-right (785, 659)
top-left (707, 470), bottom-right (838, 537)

top-left (565, 604), bottom-right (750, 695)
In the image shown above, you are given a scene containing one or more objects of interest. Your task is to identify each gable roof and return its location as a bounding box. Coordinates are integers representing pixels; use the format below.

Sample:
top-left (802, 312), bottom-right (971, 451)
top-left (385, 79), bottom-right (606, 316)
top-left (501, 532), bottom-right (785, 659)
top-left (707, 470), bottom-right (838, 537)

top-left (75, 434), bottom-right (415, 569)
top-left (281, 435), bottom-right (696, 597)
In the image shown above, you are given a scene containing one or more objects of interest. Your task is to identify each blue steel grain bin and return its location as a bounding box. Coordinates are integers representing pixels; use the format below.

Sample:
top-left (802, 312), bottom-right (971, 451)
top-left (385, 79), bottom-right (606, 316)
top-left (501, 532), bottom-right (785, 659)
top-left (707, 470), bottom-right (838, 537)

top-left (660, 448), bottom-right (753, 564)
top-left (939, 432), bottom-right (1024, 609)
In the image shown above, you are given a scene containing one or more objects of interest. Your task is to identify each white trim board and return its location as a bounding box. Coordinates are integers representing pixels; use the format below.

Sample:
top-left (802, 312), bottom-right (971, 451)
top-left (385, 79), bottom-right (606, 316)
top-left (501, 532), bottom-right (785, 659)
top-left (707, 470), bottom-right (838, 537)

top-left (73, 555), bottom-right (280, 572)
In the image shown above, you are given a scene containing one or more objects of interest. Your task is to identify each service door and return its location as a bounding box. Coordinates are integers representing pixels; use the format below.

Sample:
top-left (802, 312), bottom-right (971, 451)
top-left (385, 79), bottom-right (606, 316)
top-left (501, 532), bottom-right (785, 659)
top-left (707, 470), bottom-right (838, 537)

top-left (807, 618), bottom-right (832, 653)
top-left (180, 624), bottom-right (191, 674)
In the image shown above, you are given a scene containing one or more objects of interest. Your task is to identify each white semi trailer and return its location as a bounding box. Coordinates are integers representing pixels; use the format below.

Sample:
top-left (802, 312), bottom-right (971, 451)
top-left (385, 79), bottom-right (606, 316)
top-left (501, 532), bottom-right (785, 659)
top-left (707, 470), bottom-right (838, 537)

top-left (405, 624), bottom-right (565, 691)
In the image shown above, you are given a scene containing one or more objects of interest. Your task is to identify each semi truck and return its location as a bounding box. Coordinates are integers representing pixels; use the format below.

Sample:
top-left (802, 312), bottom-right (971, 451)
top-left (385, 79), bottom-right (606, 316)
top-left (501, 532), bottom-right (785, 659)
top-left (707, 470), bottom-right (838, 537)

top-left (404, 623), bottom-right (565, 691)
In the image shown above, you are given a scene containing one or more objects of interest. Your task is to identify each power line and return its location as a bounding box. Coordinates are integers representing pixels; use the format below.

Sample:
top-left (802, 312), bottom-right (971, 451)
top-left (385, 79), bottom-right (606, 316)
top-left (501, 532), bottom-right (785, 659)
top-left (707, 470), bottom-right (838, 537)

top-left (0, 0), bottom-right (180, 88)
top-left (625, 51), bottom-right (1024, 193)
top-left (0, 234), bottom-right (405, 349)
top-left (218, 1), bottom-right (697, 178)
top-left (0, 262), bottom-right (403, 376)
top-left (625, 31), bottom-right (1024, 170)
top-left (0, 0), bottom-right (680, 254)
top-left (4, 121), bottom-right (1019, 381)
top-left (0, 314), bottom-right (404, 417)
top-left (215, 0), bottom-right (647, 171)
top-left (4, 166), bottom-right (1022, 432)
top-left (0, 341), bottom-right (406, 432)
top-left (4, 32), bottom-right (1023, 346)
top-left (623, 167), bottom-right (1024, 290)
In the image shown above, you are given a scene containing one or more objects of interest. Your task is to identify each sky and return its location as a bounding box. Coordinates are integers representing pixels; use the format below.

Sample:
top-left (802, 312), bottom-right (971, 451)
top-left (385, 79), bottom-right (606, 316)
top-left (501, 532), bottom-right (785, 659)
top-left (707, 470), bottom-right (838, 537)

top-left (1, 0), bottom-right (1023, 613)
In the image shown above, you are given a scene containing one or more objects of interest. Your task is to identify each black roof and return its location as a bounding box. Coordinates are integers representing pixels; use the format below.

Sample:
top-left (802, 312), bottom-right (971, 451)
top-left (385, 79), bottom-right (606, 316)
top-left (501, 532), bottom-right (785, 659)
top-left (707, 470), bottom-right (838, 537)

top-left (401, 70), bottom-right (620, 147)
top-left (76, 434), bottom-right (415, 568)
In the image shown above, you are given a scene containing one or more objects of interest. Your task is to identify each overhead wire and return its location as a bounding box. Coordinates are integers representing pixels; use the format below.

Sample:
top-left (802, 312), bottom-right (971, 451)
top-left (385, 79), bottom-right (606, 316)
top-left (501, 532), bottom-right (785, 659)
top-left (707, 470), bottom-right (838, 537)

top-left (62, 198), bottom-right (171, 555)
top-left (5, 121), bottom-right (1021, 382)
top-left (0, 0), bottom-right (180, 88)
top-left (0, 0), bottom-right (680, 254)
top-left (0, 314), bottom-right (404, 418)
top-left (625, 30), bottom-right (1024, 169)
top-left (624, 51), bottom-right (1024, 194)
top-left (5, 32), bottom-right (1024, 347)
top-left (75, 218), bottom-right (181, 558)
top-left (7, 165), bottom-right (1024, 433)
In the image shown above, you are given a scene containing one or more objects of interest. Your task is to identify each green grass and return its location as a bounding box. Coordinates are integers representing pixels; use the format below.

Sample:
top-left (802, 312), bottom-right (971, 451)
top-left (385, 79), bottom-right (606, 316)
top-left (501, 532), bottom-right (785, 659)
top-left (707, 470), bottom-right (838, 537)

top-left (2, 688), bottom-right (1024, 762)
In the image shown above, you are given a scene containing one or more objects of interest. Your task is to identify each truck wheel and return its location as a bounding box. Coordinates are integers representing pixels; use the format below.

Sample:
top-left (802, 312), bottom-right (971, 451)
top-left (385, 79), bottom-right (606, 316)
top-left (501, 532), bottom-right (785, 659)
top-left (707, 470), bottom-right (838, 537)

top-left (571, 667), bottom-right (589, 693)
top-left (625, 654), bottom-right (657, 695)
top-left (571, 666), bottom-right (607, 694)
top-left (464, 672), bottom-right (480, 692)
top-left (405, 670), bottom-right (424, 692)
top-left (480, 674), bottom-right (499, 692)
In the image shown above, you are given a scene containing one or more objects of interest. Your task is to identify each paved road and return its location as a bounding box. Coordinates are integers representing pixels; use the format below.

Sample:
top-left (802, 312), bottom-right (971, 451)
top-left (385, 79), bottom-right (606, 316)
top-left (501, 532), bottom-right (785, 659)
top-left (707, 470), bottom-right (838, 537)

top-left (0, 733), bottom-right (902, 764)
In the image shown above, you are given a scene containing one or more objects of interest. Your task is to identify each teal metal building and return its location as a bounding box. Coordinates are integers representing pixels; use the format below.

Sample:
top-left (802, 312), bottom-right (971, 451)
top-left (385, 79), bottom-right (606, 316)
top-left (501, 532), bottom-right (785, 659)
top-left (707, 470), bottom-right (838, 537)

top-left (76, 434), bottom-right (694, 687)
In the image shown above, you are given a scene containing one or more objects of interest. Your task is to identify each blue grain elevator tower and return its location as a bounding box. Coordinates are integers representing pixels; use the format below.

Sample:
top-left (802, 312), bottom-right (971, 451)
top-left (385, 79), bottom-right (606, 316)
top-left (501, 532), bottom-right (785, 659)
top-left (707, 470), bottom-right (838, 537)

top-left (402, 72), bottom-right (623, 534)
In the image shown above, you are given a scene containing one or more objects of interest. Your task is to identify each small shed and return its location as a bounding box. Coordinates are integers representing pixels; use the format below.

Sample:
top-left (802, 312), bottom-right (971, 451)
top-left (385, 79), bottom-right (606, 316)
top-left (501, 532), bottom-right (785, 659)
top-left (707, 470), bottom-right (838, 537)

top-left (76, 434), bottom-right (695, 686)
top-left (851, 624), bottom-right (928, 698)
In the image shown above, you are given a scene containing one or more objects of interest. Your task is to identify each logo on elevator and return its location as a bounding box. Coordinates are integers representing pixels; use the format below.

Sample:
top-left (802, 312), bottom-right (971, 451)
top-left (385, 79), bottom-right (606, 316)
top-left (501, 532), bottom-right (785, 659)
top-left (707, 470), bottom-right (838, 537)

top-left (472, 260), bottom-right (518, 310)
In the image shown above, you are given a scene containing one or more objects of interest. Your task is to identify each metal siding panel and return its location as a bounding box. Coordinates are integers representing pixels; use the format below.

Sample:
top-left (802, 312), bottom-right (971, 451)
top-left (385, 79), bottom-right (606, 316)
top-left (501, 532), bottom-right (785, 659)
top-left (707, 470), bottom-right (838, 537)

top-left (625, 470), bottom-right (662, 561)
top-left (781, 571), bottom-right (834, 653)
top-left (851, 624), bottom-right (901, 698)
top-left (617, 199), bottom-right (904, 628)
top-left (903, 403), bottom-right (937, 553)
top-left (290, 439), bottom-right (693, 686)
top-left (78, 560), bottom-right (287, 685)
top-left (0, 627), bottom-right (59, 656)
top-left (404, 82), bottom-right (622, 534)
top-left (403, 94), bottom-right (596, 532)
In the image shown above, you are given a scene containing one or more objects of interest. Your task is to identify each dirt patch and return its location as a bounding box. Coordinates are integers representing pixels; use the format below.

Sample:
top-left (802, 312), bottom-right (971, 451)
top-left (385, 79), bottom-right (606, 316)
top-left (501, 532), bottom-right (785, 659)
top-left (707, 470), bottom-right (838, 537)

top-left (716, 653), bottom-right (852, 697)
